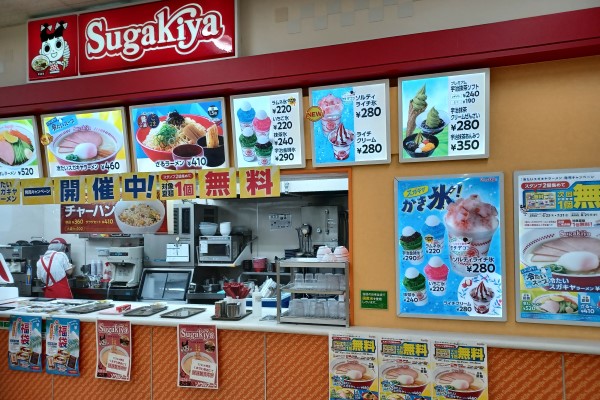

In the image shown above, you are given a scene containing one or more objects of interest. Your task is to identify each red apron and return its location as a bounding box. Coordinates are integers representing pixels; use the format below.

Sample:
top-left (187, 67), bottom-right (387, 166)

top-left (41, 252), bottom-right (73, 299)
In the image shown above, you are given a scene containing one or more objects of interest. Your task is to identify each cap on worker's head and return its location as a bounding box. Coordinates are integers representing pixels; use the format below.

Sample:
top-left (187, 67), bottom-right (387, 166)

top-left (50, 238), bottom-right (67, 245)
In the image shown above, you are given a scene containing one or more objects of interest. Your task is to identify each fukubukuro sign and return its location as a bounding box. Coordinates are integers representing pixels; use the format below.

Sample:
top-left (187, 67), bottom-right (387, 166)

top-left (27, 15), bottom-right (79, 81)
top-left (78, 0), bottom-right (237, 75)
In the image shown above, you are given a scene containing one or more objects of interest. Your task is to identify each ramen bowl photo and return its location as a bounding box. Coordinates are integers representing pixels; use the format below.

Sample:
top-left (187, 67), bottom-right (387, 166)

top-left (381, 364), bottom-right (428, 394)
top-left (99, 345), bottom-right (128, 368)
top-left (48, 118), bottom-right (123, 176)
top-left (533, 293), bottom-right (578, 314)
top-left (521, 230), bottom-right (600, 290)
top-left (114, 200), bottom-right (165, 234)
top-left (136, 113), bottom-right (222, 166)
top-left (180, 351), bottom-right (215, 376)
top-left (332, 360), bottom-right (376, 389)
top-left (435, 369), bottom-right (485, 400)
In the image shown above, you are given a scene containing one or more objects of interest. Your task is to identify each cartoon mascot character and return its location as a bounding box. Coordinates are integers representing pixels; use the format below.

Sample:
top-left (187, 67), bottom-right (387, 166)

top-left (40, 21), bottom-right (70, 74)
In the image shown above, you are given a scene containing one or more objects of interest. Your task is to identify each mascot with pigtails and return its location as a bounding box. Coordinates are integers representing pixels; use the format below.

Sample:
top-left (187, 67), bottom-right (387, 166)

top-left (39, 20), bottom-right (71, 74)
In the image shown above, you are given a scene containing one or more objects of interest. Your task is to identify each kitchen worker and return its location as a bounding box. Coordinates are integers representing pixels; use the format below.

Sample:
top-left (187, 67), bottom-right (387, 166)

top-left (37, 238), bottom-right (73, 299)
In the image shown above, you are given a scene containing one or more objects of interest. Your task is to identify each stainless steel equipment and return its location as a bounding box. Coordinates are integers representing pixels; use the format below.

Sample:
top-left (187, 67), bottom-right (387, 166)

top-left (143, 203), bottom-right (218, 267)
top-left (138, 268), bottom-right (193, 303)
top-left (107, 246), bottom-right (143, 287)
top-left (300, 206), bottom-right (340, 249)
top-left (0, 242), bottom-right (56, 296)
top-left (197, 235), bottom-right (243, 262)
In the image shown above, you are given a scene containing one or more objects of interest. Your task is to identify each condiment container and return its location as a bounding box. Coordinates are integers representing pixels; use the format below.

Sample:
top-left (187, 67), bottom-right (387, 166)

top-left (252, 287), bottom-right (262, 318)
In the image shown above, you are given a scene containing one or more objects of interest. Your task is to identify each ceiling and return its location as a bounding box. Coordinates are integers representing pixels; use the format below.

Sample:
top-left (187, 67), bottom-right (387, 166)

top-left (0, 0), bottom-right (149, 29)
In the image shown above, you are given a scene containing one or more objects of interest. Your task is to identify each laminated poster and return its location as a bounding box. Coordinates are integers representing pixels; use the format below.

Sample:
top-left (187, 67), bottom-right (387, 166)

top-left (379, 335), bottom-right (432, 400)
top-left (46, 317), bottom-right (80, 376)
top-left (329, 332), bottom-right (379, 400)
top-left (0, 116), bottom-right (43, 179)
top-left (41, 108), bottom-right (130, 177)
top-left (516, 169), bottom-right (600, 326)
top-left (395, 173), bottom-right (505, 321)
top-left (177, 324), bottom-right (219, 389)
top-left (8, 315), bottom-right (43, 372)
top-left (96, 319), bottom-right (131, 381)
top-left (399, 69), bottom-right (489, 162)
top-left (309, 80), bottom-right (390, 167)
top-left (431, 340), bottom-right (488, 400)
top-left (230, 89), bottom-right (305, 169)
top-left (129, 98), bottom-right (229, 172)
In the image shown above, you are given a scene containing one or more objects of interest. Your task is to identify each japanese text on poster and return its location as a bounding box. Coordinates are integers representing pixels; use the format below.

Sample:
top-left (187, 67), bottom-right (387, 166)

top-left (516, 169), bottom-right (600, 326)
top-left (96, 319), bottom-right (131, 381)
top-left (231, 89), bottom-right (305, 169)
top-left (46, 317), bottom-right (80, 376)
top-left (8, 315), bottom-right (43, 372)
top-left (177, 324), bottom-right (218, 389)
top-left (309, 80), bottom-right (390, 167)
top-left (395, 173), bottom-right (505, 320)
top-left (399, 69), bottom-right (489, 162)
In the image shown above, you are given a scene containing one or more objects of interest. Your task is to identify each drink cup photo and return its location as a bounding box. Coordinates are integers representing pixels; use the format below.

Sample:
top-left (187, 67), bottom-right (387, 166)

top-left (172, 144), bottom-right (205, 170)
top-left (318, 93), bottom-right (344, 136)
top-left (443, 194), bottom-right (499, 277)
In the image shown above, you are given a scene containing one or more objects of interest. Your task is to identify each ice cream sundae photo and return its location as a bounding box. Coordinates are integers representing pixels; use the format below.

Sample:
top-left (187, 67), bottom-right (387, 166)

top-left (328, 123), bottom-right (355, 160)
top-left (469, 281), bottom-right (495, 314)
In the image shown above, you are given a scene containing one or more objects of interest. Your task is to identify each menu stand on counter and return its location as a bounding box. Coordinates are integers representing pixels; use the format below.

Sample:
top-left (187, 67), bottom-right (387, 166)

top-left (276, 258), bottom-right (349, 327)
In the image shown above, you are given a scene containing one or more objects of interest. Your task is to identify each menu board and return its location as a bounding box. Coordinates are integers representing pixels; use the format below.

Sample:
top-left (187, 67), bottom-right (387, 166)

top-left (129, 98), bottom-right (229, 172)
top-left (399, 69), bottom-right (489, 162)
top-left (309, 80), bottom-right (390, 167)
top-left (8, 315), bottom-right (43, 372)
top-left (177, 324), bottom-right (218, 389)
top-left (96, 319), bottom-right (132, 381)
top-left (329, 332), bottom-right (379, 400)
top-left (61, 201), bottom-right (168, 234)
top-left (230, 89), bottom-right (305, 169)
top-left (515, 169), bottom-right (600, 326)
top-left (46, 317), bottom-right (80, 376)
top-left (432, 340), bottom-right (488, 400)
top-left (395, 173), bottom-right (505, 321)
top-left (379, 335), bottom-right (432, 400)
top-left (41, 108), bottom-right (130, 177)
top-left (0, 116), bottom-right (43, 179)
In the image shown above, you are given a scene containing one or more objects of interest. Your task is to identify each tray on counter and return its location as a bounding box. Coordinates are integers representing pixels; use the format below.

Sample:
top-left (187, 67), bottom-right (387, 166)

top-left (160, 307), bottom-right (206, 319)
top-left (0, 306), bottom-right (14, 311)
top-left (66, 302), bottom-right (114, 314)
top-left (123, 306), bottom-right (168, 317)
top-left (211, 310), bottom-right (252, 321)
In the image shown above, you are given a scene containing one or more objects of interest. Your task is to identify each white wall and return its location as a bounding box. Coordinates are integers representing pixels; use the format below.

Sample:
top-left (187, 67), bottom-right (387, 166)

top-left (0, 0), bottom-right (598, 87)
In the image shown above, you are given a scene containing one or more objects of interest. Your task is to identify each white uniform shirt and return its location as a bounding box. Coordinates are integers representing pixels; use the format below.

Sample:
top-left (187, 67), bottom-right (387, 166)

top-left (36, 251), bottom-right (71, 286)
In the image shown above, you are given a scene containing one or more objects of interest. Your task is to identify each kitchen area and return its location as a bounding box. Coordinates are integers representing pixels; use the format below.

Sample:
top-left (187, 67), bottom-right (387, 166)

top-left (0, 172), bottom-right (350, 323)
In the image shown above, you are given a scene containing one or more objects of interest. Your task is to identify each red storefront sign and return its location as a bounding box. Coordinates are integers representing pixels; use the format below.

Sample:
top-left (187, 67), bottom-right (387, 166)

top-left (78, 0), bottom-right (236, 75)
top-left (27, 15), bottom-right (79, 81)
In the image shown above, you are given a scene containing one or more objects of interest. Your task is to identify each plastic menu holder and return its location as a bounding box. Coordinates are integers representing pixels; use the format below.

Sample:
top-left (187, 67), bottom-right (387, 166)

top-left (66, 303), bottom-right (114, 314)
top-left (122, 306), bottom-right (168, 317)
top-left (160, 307), bottom-right (206, 319)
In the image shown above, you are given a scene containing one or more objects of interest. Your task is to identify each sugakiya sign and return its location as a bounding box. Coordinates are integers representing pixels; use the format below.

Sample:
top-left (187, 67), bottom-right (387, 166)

top-left (28, 0), bottom-right (236, 81)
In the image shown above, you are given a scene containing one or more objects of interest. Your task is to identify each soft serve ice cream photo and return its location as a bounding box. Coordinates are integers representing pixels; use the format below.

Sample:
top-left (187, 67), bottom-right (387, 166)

top-left (395, 174), bottom-right (504, 320)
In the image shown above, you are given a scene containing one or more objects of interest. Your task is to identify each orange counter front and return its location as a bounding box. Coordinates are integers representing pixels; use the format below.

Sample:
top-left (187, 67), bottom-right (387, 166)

top-left (1, 322), bottom-right (599, 400)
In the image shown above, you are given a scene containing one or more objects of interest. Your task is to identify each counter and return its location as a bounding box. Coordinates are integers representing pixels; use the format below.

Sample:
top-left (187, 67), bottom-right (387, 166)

top-left (1, 298), bottom-right (599, 400)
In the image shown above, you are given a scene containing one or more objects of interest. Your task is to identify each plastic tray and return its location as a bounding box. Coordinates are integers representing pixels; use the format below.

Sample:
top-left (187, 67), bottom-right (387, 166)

top-left (123, 306), bottom-right (168, 317)
top-left (0, 306), bottom-right (14, 311)
top-left (211, 310), bottom-right (252, 321)
top-left (160, 307), bottom-right (206, 319)
top-left (66, 303), bottom-right (114, 314)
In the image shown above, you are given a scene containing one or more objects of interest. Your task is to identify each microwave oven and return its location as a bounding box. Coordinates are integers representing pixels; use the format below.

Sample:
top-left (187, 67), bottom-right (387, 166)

top-left (197, 235), bottom-right (243, 263)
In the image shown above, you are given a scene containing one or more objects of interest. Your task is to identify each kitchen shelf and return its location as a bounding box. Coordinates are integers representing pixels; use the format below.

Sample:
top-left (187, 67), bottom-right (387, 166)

top-left (280, 311), bottom-right (347, 326)
top-left (276, 258), bottom-right (349, 327)
top-left (241, 272), bottom-right (288, 276)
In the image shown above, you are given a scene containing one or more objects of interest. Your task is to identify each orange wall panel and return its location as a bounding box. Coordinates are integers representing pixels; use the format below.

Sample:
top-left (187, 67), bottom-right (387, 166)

top-left (564, 353), bottom-right (600, 399)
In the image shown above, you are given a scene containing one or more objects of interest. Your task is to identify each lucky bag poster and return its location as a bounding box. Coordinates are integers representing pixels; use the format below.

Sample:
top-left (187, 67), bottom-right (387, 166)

top-left (46, 317), bottom-right (80, 376)
top-left (515, 169), bottom-right (600, 326)
top-left (8, 315), bottom-right (43, 372)
top-left (395, 173), bottom-right (505, 320)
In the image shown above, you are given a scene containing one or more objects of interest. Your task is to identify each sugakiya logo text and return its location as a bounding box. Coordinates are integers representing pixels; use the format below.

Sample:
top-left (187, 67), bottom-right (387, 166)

top-left (180, 328), bottom-right (215, 341)
top-left (85, 4), bottom-right (224, 62)
top-left (98, 323), bottom-right (129, 335)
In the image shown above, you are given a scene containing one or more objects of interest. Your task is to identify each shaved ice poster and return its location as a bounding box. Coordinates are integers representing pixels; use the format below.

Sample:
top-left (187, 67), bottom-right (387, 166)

top-left (129, 98), bottom-right (229, 172)
top-left (308, 79), bottom-right (391, 167)
top-left (394, 173), bottom-right (505, 321)
top-left (230, 89), bottom-right (305, 169)
top-left (515, 169), bottom-right (600, 326)
top-left (41, 107), bottom-right (130, 177)
top-left (398, 68), bottom-right (489, 163)
top-left (0, 116), bottom-right (43, 179)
